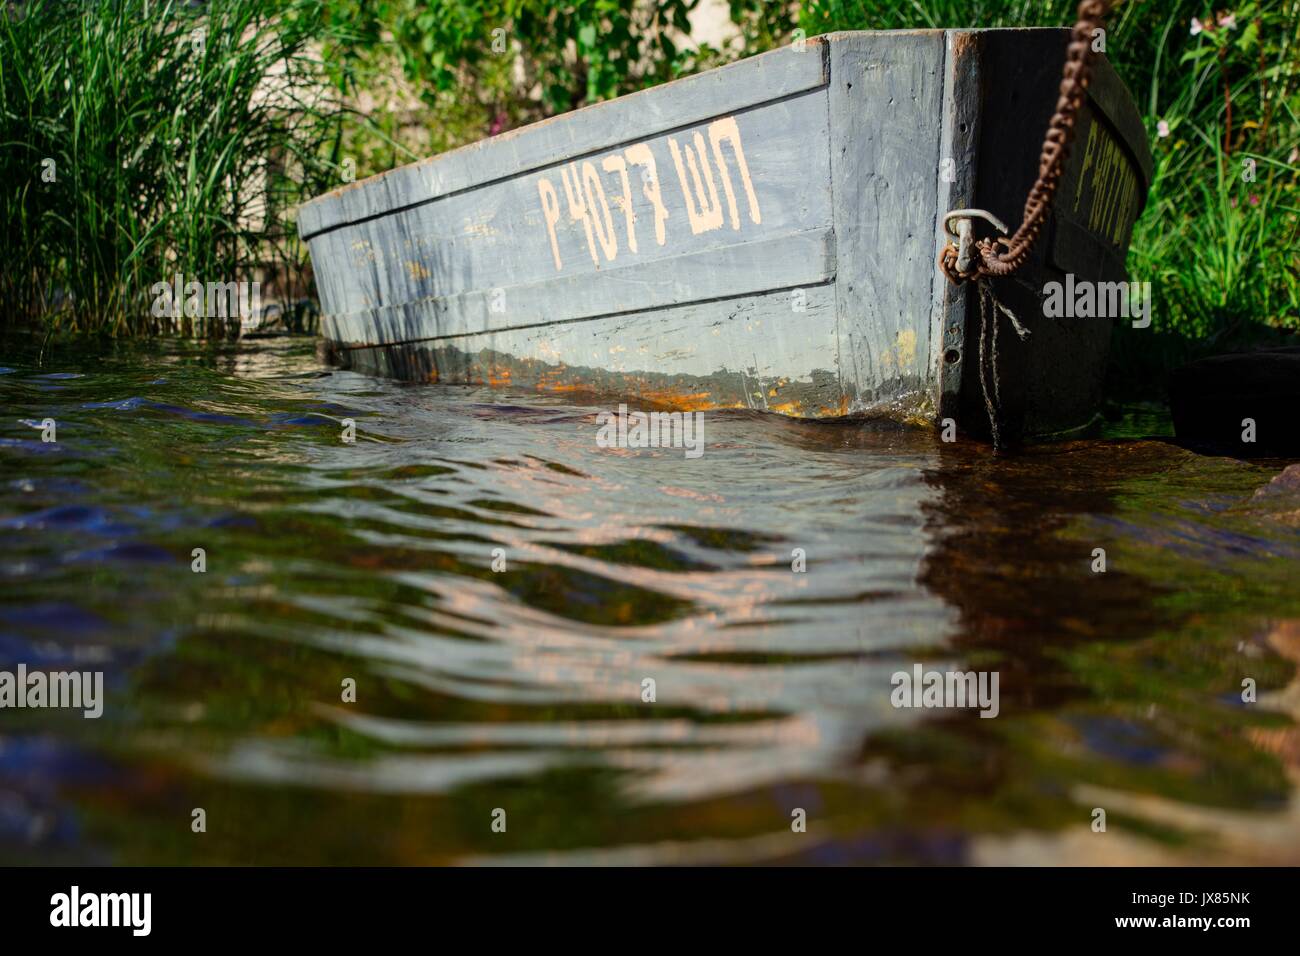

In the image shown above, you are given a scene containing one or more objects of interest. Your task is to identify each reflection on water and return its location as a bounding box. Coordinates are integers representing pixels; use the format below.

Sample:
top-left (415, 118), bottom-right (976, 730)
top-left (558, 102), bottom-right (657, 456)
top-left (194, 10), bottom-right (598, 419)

top-left (0, 338), bottom-right (1297, 865)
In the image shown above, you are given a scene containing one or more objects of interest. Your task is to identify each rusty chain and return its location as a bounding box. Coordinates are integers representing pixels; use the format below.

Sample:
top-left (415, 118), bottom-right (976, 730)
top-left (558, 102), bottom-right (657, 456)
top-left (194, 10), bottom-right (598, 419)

top-left (939, 0), bottom-right (1113, 283)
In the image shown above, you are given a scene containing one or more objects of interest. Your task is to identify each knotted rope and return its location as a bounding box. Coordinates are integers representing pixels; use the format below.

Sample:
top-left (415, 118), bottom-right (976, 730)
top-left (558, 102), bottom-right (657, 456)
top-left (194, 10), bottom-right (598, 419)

top-left (976, 279), bottom-right (1032, 449)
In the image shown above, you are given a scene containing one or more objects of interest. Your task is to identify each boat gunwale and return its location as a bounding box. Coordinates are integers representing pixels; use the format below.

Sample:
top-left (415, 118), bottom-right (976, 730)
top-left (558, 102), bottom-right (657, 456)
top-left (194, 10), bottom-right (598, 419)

top-left (299, 27), bottom-right (1151, 245)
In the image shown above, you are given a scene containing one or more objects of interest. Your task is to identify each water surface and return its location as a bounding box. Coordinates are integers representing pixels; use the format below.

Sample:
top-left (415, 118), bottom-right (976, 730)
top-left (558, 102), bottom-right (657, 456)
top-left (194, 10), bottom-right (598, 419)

top-left (1, 338), bottom-right (1298, 864)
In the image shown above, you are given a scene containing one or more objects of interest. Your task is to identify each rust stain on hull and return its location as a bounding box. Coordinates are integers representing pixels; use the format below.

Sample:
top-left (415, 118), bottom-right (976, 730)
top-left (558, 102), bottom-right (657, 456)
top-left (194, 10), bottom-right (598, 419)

top-left (325, 339), bottom-right (861, 420)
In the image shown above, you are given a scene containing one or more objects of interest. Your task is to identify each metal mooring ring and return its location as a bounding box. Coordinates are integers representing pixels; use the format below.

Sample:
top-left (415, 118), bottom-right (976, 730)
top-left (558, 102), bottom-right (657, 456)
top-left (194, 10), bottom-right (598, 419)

top-left (944, 209), bottom-right (1011, 275)
top-left (943, 209), bottom-right (1010, 239)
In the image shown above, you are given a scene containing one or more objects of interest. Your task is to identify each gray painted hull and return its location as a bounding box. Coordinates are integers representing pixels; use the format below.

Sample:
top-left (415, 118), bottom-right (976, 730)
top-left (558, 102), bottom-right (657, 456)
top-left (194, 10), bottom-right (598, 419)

top-left (300, 29), bottom-right (1151, 439)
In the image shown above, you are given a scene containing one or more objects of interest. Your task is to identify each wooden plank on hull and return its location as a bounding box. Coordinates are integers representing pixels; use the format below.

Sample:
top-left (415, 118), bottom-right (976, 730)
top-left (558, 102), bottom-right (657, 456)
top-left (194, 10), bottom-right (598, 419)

top-left (307, 89), bottom-right (835, 326)
top-left (299, 41), bottom-right (831, 241)
top-left (828, 31), bottom-right (946, 412)
top-left (329, 283), bottom-right (851, 417)
top-left (321, 229), bottom-right (836, 348)
top-left (931, 30), bottom-right (983, 427)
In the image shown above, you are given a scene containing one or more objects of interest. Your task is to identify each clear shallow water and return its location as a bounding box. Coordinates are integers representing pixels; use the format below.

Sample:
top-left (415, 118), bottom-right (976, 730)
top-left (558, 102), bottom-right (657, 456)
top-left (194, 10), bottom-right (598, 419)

top-left (1, 337), bottom-right (1298, 865)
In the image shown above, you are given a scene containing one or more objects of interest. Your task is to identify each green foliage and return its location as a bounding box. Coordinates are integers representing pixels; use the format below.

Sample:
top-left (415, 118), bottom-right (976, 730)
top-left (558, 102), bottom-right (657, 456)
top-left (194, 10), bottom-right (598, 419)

top-left (1127, 2), bottom-right (1300, 342)
top-left (802, 0), bottom-right (1300, 367)
top-left (0, 0), bottom-right (343, 335)
top-left (322, 1), bottom-right (700, 175)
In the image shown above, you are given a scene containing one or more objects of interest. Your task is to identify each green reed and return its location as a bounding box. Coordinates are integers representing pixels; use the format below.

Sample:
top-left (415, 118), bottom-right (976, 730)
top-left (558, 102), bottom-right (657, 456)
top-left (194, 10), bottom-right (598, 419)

top-left (0, 0), bottom-right (343, 336)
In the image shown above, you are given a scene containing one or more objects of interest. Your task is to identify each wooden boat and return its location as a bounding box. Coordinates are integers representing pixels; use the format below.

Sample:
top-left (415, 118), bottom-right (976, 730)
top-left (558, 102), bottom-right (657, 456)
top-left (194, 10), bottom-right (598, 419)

top-left (300, 28), bottom-right (1151, 442)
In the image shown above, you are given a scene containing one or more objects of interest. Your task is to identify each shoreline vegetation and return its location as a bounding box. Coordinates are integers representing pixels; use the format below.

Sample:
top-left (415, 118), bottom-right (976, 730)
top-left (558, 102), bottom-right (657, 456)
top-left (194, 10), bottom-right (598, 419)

top-left (1, 0), bottom-right (1296, 394)
top-left (1, 0), bottom-right (340, 336)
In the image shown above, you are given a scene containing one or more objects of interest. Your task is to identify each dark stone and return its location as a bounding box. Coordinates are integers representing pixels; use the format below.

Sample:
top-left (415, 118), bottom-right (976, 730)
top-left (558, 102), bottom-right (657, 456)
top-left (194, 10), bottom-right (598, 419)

top-left (1169, 347), bottom-right (1300, 457)
top-left (1254, 463), bottom-right (1300, 498)
top-left (1246, 464), bottom-right (1300, 527)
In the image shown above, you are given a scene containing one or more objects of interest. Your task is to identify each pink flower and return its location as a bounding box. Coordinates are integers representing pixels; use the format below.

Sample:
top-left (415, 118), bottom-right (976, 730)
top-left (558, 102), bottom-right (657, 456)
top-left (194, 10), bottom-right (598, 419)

top-left (1249, 194), bottom-right (1259, 206)
top-left (1230, 197), bottom-right (1238, 208)
top-left (1217, 13), bottom-right (1237, 30)
top-left (1191, 17), bottom-right (1204, 35)
top-left (1157, 120), bottom-right (1170, 138)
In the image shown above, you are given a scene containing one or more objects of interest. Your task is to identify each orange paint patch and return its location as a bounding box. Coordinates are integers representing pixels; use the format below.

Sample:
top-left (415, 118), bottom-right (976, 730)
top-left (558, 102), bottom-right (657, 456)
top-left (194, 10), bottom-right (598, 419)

top-left (637, 388), bottom-right (719, 412)
top-left (768, 400), bottom-right (806, 416)
top-left (540, 381), bottom-right (598, 394)
top-left (814, 395), bottom-right (851, 418)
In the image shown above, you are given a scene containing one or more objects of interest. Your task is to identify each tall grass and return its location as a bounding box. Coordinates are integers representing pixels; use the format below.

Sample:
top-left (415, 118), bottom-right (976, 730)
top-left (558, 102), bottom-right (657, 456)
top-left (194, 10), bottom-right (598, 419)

top-left (0, 0), bottom-right (342, 336)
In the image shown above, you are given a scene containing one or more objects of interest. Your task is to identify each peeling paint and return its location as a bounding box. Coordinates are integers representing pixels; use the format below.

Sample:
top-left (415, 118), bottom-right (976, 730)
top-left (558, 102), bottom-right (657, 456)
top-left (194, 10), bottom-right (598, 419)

top-left (403, 260), bottom-right (431, 281)
top-left (895, 328), bottom-right (917, 369)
